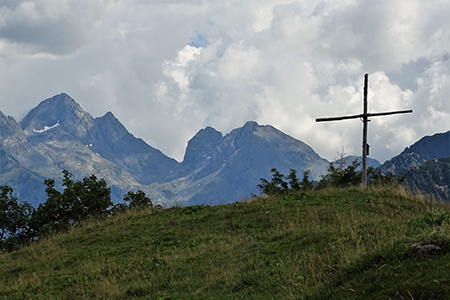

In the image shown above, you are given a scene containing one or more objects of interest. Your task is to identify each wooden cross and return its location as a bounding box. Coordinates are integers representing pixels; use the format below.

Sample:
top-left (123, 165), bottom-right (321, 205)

top-left (316, 73), bottom-right (413, 188)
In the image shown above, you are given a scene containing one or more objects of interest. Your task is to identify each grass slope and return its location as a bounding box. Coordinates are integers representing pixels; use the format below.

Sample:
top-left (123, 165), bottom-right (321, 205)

top-left (1, 187), bottom-right (450, 300)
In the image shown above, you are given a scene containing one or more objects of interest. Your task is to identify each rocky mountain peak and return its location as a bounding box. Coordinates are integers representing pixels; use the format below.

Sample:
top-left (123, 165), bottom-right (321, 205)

top-left (0, 111), bottom-right (21, 139)
top-left (242, 120), bottom-right (259, 131)
top-left (102, 111), bottom-right (116, 120)
top-left (182, 126), bottom-right (223, 165)
top-left (92, 111), bottom-right (129, 143)
top-left (0, 111), bottom-right (30, 155)
top-left (20, 93), bottom-right (95, 139)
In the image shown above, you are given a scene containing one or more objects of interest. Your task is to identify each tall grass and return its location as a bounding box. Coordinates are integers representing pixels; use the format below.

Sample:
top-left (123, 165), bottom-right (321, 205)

top-left (1, 186), bottom-right (450, 299)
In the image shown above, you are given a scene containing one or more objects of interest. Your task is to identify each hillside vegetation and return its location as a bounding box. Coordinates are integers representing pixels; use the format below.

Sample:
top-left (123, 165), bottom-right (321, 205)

top-left (1, 187), bottom-right (450, 299)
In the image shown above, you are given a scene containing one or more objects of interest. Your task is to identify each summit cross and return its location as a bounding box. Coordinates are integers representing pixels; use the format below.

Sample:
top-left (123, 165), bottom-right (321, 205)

top-left (316, 73), bottom-right (413, 188)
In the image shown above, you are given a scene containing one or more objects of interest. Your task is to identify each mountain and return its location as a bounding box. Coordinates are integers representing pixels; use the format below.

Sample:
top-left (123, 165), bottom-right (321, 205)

top-left (0, 110), bottom-right (60, 178)
top-left (377, 130), bottom-right (450, 201)
top-left (20, 93), bottom-right (178, 185)
top-left (379, 130), bottom-right (450, 174)
top-left (20, 93), bottom-right (96, 141)
top-left (6, 92), bottom-right (447, 208)
top-left (18, 95), bottom-right (140, 202)
top-left (155, 121), bottom-right (329, 205)
top-left (89, 111), bottom-right (178, 185)
top-left (0, 149), bottom-right (48, 207)
top-left (400, 157), bottom-right (450, 201)
top-left (0, 94), bottom-right (177, 205)
top-left (403, 130), bottom-right (450, 158)
top-left (4, 94), bottom-right (329, 206)
top-left (0, 111), bottom-right (59, 206)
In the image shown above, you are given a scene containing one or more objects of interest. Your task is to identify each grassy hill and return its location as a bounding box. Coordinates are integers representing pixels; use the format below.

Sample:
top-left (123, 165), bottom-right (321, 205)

top-left (1, 187), bottom-right (450, 299)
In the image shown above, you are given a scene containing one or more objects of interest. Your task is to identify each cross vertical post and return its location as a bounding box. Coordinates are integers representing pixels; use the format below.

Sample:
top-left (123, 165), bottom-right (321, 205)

top-left (362, 73), bottom-right (368, 188)
top-left (316, 73), bottom-right (413, 188)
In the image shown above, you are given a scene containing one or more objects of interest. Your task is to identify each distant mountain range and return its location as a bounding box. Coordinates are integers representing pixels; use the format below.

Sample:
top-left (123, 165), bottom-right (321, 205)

top-left (0, 93), bottom-right (329, 206)
top-left (1, 93), bottom-right (449, 205)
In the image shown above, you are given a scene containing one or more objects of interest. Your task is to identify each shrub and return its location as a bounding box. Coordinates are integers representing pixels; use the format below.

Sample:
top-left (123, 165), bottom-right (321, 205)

top-left (123, 190), bottom-right (153, 209)
top-left (30, 170), bottom-right (112, 237)
top-left (317, 159), bottom-right (361, 189)
top-left (0, 186), bottom-right (34, 251)
top-left (257, 168), bottom-right (314, 196)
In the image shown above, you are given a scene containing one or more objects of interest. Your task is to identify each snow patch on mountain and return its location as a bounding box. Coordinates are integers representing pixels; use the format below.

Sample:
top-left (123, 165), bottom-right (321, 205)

top-left (32, 122), bottom-right (60, 133)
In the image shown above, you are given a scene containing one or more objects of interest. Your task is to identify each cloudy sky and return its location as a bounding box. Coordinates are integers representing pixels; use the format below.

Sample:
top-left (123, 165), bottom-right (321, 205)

top-left (1, 0), bottom-right (449, 163)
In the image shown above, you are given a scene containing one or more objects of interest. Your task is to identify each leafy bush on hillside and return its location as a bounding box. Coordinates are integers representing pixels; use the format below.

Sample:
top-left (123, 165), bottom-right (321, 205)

top-left (317, 159), bottom-right (361, 188)
top-left (29, 170), bottom-right (112, 237)
top-left (1, 171), bottom-right (154, 252)
top-left (257, 168), bottom-right (313, 196)
top-left (258, 159), bottom-right (401, 196)
top-left (124, 190), bottom-right (153, 209)
top-left (0, 186), bottom-right (34, 252)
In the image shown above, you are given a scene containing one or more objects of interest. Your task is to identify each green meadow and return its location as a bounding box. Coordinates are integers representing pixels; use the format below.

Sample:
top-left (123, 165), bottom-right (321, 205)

top-left (1, 186), bottom-right (450, 300)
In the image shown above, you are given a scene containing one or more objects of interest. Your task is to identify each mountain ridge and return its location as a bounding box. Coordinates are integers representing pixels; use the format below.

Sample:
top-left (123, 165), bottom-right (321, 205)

top-left (379, 130), bottom-right (450, 175)
top-left (377, 130), bottom-right (450, 201)
top-left (154, 120), bottom-right (329, 205)
top-left (2, 93), bottom-right (449, 205)
top-left (1, 93), bottom-right (330, 206)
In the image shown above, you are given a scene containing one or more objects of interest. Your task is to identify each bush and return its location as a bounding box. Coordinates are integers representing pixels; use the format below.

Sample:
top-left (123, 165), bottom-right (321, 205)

top-left (257, 168), bottom-right (314, 196)
top-left (368, 167), bottom-right (403, 186)
top-left (123, 190), bottom-right (153, 209)
top-left (317, 159), bottom-right (361, 189)
top-left (30, 170), bottom-right (112, 237)
top-left (0, 186), bottom-right (34, 252)
top-left (1, 172), bottom-right (155, 252)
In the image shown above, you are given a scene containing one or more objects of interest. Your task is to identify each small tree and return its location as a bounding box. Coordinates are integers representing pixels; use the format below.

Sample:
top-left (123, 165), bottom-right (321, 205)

top-left (0, 186), bottom-right (34, 251)
top-left (123, 190), bottom-right (153, 209)
top-left (300, 170), bottom-right (314, 191)
top-left (30, 170), bottom-right (112, 237)
top-left (258, 168), bottom-right (314, 196)
top-left (367, 167), bottom-right (403, 186)
top-left (258, 168), bottom-right (289, 196)
top-left (317, 159), bottom-right (361, 188)
top-left (78, 174), bottom-right (112, 217)
top-left (287, 169), bottom-right (301, 191)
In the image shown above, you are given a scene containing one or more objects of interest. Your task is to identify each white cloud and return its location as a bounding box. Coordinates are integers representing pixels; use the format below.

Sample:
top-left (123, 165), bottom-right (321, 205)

top-left (1, 0), bottom-right (449, 163)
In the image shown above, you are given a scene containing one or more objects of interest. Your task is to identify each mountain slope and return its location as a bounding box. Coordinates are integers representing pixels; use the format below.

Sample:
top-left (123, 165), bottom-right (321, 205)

top-left (89, 111), bottom-right (178, 185)
top-left (376, 130), bottom-right (450, 201)
top-left (18, 94), bottom-right (143, 202)
top-left (400, 157), bottom-right (450, 201)
top-left (403, 130), bottom-right (450, 158)
top-left (379, 130), bottom-right (450, 174)
top-left (0, 110), bottom-right (60, 178)
top-left (0, 149), bottom-right (48, 206)
top-left (0, 111), bottom-right (60, 205)
top-left (20, 94), bottom-right (177, 186)
top-left (157, 121), bottom-right (329, 205)
top-left (1, 188), bottom-right (449, 299)
top-left (0, 94), bottom-right (177, 205)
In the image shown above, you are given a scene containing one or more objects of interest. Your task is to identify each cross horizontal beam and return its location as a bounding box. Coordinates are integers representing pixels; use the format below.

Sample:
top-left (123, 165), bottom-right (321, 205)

top-left (315, 109), bottom-right (413, 122)
top-left (315, 73), bottom-right (413, 189)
